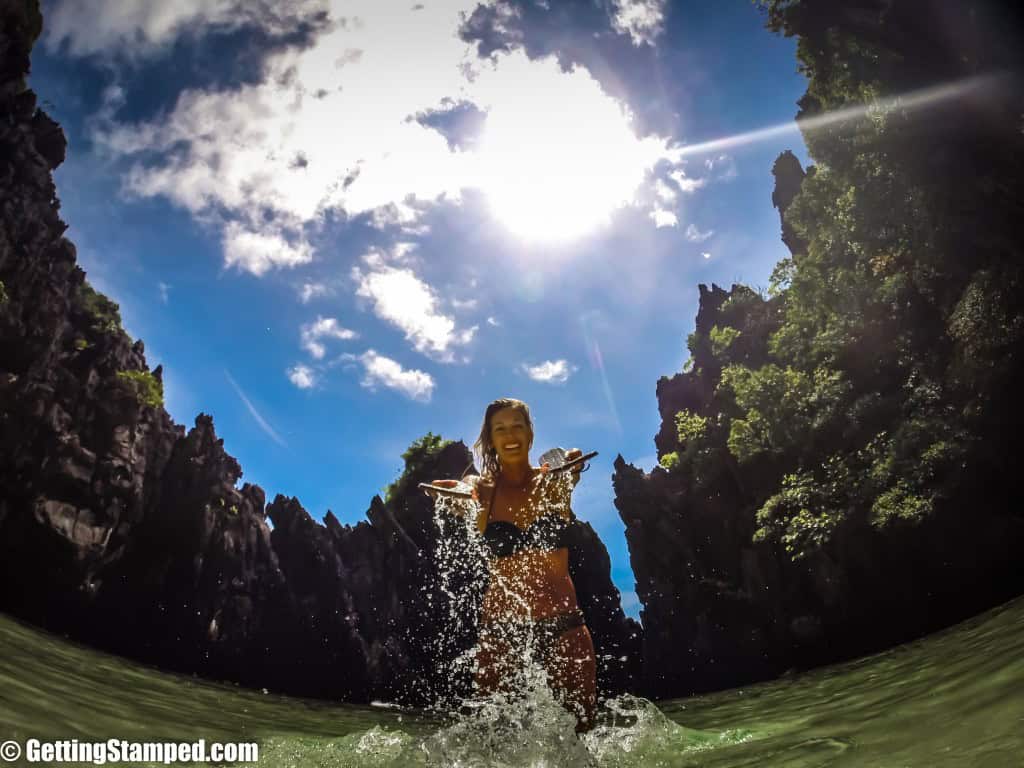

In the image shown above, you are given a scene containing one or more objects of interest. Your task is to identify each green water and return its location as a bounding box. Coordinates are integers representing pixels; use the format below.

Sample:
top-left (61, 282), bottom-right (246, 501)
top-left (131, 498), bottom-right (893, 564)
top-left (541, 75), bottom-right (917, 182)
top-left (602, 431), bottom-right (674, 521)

top-left (1, 598), bottom-right (1022, 766)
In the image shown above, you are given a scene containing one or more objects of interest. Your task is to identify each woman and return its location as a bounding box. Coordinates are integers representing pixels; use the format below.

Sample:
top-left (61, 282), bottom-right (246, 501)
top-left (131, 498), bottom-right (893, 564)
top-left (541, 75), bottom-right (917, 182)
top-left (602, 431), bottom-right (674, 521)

top-left (426, 397), bottom-right (597, 732)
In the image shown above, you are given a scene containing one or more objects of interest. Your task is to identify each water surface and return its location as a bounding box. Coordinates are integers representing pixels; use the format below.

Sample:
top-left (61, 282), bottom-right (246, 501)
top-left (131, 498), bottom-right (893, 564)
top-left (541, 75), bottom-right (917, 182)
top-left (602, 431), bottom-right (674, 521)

top-left (1, 597), bottom-right (1022, 766)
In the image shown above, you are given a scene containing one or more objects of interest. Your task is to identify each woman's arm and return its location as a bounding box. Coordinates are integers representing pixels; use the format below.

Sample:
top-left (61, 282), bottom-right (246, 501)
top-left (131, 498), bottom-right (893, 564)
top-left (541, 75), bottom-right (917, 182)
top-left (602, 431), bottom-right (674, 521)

top-left (421, 478), bottom-right (472, 499)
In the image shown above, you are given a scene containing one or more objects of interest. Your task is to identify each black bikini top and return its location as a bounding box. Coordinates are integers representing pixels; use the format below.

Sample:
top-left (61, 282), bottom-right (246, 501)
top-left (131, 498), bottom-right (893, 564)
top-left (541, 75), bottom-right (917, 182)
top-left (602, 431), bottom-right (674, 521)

top-left (480, 472), bottom-right (574, 558)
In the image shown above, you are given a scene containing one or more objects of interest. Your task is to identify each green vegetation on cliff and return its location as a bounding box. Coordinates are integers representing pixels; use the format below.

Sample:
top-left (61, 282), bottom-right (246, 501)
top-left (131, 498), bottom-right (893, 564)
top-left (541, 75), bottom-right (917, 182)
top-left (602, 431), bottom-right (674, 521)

top-left (0, 280), bottom-right (7, 306)
top-left (75, 280), bottom-right (122, 336)
top-left (384, 432), bottom-right (453, 503)
top-left (116, 370), bottom-right (163, 409)
top-left (657, 1), bottom-right (1024, 559)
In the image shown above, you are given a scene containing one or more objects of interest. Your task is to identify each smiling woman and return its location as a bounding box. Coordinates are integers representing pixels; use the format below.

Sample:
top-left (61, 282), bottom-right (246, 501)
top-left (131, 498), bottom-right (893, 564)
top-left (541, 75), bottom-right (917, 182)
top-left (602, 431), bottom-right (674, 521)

top-left (424, 397), bottom-right (597, 732)
top-left (468, 56), bottom-right (677, 242)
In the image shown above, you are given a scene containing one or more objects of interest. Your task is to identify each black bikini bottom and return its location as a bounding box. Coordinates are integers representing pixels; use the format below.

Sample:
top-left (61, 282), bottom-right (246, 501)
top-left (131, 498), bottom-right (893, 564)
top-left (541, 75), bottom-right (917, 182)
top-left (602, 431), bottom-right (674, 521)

top-left (479, 609), bottom-right (587, 661)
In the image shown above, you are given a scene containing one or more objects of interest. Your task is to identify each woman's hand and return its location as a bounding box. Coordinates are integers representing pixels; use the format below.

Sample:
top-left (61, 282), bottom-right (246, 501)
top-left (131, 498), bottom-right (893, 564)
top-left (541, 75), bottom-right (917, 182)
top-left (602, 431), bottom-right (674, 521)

top-left (423, 479), bottom-right (460, 499)
top-left (565, 448), bottom-right (583, 487)
top-left (422, 478), bottom-right (479, 502)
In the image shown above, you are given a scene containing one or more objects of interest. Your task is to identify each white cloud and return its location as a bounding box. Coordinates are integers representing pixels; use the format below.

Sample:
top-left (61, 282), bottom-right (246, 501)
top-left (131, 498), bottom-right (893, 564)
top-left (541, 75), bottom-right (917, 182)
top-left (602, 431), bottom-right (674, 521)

top-left (287, 363), bottom-right (316, 389)
top-left (653, 178), bottom-right (676, 203)
top-left (352, 259), bottom-right (475, 362)
top-left (350, 349), bottom-right (434, 402)
top-left (611, 0), bottom-right (667, 46)
top-left (486, 316), bottom-right (500, 326)
top-left (702, 251), bottom-right (711, 259)
top-left (300, 316), bottom-right (358, 359)
top-left (299, 282), bottom-right (330, 303)
top-left (90, 0), bottom-right (684, 266)
top-left (88, 0), bottom-right (483, 250)
top-left (668, 169), bottom-right (706, 193)
top-left (391, 241), bottom-right (418, 261)
top-left (157, 281), bottom-right (170, 304)
top-left (222, 221), bottom-right (313, 276)
top-left (451, 297), bottom-right (478, 311)
top-left (43, 0), bottom-right (326, 58)
top-left (522, 359), bottom-right (577, 384)
top-left (685, 223), bottom-right (714, 242)
top-left (650, 209), bottom-right (677, 228)
top-left (704, 153), bottom-right (738, 180)
top-left (334, 47), bottom-right (363, 68)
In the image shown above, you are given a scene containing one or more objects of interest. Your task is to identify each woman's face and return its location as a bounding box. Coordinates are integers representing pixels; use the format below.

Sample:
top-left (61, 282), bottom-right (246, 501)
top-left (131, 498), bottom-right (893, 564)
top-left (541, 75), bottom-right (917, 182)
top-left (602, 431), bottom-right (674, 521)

top-left (489, 406), bottom-right (532, 468)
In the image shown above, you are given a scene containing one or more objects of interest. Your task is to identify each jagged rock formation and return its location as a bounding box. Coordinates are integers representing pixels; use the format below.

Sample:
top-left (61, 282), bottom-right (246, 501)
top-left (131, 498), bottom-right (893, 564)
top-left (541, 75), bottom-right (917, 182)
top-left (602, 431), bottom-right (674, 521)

top-left (617, 282), bottom-right (792, 698)
top-left (0, 2), bottom-right (639, 705)
top-left (769, 149), bottom-right (807, 256)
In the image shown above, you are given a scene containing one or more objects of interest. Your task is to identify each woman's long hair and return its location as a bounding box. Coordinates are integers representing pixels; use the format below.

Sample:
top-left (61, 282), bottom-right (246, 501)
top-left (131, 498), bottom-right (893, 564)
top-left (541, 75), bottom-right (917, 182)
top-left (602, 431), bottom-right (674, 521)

top-left (468, 397), bottom-right (534, 481)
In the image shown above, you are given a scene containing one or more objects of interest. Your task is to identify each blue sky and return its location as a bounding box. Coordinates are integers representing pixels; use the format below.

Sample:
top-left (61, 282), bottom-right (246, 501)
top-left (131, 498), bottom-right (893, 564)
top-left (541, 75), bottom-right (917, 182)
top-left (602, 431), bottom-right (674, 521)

top-left (31, 0), bottom-right (810, 619)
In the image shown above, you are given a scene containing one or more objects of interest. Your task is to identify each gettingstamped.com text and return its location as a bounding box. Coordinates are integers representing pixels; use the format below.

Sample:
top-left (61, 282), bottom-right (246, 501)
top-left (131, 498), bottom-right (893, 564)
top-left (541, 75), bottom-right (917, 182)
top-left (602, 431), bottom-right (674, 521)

top-left (1, 738), bottom-right (258, 764)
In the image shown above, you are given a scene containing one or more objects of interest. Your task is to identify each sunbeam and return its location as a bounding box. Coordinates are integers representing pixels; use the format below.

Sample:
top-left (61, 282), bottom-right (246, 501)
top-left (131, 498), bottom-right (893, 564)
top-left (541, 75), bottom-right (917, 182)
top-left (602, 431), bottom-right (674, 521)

top-left (676, 72), bottom-right (1008, 158)
top-left (580, 316), bottom-right (623, 436)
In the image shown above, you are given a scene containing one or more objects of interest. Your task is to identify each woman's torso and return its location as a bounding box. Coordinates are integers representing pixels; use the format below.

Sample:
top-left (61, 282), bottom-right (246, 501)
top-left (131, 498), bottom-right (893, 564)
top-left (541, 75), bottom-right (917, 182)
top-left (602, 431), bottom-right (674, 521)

top-left (474, 468), bottom-right (581, 622)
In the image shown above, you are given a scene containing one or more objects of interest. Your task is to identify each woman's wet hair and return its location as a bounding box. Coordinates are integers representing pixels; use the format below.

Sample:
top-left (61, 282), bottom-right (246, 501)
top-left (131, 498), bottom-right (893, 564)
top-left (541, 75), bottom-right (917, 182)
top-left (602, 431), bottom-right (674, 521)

top-left (468, 397), bottom-right (534, 481)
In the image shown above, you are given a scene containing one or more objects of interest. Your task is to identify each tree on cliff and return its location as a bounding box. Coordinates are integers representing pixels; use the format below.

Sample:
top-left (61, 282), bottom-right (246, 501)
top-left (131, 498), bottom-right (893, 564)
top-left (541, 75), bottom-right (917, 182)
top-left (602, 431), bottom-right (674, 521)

top-left (660, 0), bottom-right (1024, 558)
top-left (384, 432), bottom-right (453, 503)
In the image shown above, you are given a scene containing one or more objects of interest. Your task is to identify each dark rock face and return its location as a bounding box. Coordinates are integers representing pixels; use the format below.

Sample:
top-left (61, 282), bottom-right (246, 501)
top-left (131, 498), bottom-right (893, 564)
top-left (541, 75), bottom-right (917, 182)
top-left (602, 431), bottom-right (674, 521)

top-left (567, 520), bottom-right (642, 695)
top-left (770, 149), bottom-right (807, 256)
top-left (0, 3), bottom-right (639, 705)
top-left (88, 415), bottom-right (301, 695)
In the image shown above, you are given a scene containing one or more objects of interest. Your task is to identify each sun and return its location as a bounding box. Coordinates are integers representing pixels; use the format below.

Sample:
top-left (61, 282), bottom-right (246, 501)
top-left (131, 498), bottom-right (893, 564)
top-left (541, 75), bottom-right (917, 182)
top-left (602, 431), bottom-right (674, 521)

top-left (468, 56), bottom-right (671, 243)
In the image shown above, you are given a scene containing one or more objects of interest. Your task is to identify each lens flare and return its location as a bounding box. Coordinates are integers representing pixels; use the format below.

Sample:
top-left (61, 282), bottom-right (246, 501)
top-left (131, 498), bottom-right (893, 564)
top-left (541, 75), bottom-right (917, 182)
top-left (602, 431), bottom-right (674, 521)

top-left (676, 73), bottom-right (1006, 159)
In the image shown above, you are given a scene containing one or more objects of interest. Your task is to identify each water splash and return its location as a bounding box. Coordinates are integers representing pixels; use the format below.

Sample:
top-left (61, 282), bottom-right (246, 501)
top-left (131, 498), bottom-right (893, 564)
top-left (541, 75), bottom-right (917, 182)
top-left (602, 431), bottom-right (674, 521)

top-left (254, 692), bottom-right (752, 767)
top-left (426, 489), bottom-right (490, 709)
top-left (582, 695), bottom-right (755, 766)
top-left (420, 681), bottom-right (593, 767)
top-left (373, 472), bottom-right (752, 765)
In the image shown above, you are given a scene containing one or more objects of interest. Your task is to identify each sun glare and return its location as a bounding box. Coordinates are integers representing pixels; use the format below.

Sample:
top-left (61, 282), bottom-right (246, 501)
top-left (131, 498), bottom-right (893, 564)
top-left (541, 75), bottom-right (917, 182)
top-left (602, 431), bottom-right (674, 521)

top-left (469, 56), bottom-right (671, 243)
